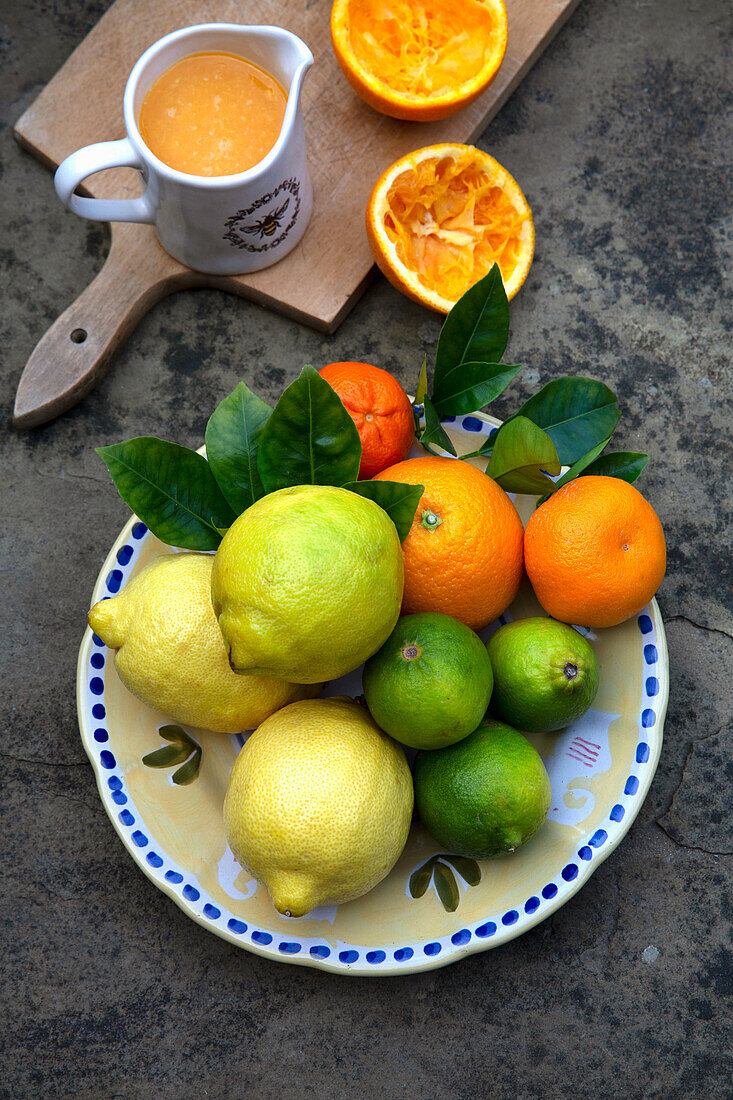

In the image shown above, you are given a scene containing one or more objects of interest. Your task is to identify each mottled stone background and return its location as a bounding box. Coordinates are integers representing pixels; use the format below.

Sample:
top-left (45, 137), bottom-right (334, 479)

top-left (1, 1), bottom-right (731, 1096)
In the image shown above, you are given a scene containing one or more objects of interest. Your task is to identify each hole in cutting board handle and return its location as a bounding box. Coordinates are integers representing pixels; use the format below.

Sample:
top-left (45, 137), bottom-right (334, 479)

top-left (70, 328), bottom-right (87, 344)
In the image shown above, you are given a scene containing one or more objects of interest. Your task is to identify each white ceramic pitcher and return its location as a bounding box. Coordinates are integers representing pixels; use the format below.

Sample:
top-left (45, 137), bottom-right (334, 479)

top-left (54, 23), bottom-right (314, 275)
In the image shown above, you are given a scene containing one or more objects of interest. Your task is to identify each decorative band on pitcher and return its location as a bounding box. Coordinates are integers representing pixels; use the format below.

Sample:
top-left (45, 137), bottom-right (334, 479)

top-left (223, 177), bottom-right (301, 252)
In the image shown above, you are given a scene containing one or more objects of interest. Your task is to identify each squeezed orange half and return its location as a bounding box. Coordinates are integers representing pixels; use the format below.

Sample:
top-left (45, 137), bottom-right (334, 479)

top-left (331, 0), bottom-right (508, 120)
top-left (367, 144), bottom-right (535, 312)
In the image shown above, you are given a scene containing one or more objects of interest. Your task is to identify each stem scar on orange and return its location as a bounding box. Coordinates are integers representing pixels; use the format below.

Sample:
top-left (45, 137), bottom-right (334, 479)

top-left (330, 0), bottom-right (508, 121)
top-left (524, 476), bottom-right (667, 628)
top-left (366, 144), bottom-right (535, 314)
top-left (319, 361), bottom-right (415, 479)
top-left (374, 455), bottom-right (524, 630)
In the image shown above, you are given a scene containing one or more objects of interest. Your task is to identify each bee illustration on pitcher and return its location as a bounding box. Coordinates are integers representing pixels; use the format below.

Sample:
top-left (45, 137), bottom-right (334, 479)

top-left (223, 178), bottom-right (301, 253)
top-left (241, 199), bottom-right (290, 240)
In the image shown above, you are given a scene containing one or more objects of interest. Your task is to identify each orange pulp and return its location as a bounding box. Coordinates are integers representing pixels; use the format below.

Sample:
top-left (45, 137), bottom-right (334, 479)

top-left (346, 0), bottom-right (499, 98)
top-left (139, 52), bottom-right (287, 176)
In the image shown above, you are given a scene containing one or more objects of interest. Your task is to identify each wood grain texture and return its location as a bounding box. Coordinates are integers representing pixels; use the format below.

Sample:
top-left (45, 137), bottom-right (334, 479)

top-left (13, 0), bottom-right (581, 427)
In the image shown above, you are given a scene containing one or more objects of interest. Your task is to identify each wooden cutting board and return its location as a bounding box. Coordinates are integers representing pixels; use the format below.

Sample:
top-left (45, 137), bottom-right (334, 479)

top-left (13, 0), bottom-right (581, 429)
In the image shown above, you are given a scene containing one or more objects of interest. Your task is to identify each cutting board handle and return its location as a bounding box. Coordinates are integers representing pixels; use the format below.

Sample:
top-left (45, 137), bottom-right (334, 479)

top-left (13, 232), bottom-right (184, 430)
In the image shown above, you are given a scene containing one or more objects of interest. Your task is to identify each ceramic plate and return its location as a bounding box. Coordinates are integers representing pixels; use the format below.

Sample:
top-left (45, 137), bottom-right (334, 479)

top-left (77, 412), bottom-right (668, 975)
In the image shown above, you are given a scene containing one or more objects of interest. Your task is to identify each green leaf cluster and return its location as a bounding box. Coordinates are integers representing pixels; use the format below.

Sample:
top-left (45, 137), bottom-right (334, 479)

top-left (97, 368), bottom-right (421, 549)
top-left (96, 263), bottom-right (650, 547)
top-left (413, 263), bottom-right (648, 495)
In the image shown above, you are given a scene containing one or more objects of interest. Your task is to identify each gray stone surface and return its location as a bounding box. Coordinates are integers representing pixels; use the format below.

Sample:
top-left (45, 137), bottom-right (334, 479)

top-left (1, 0), bottom-right (732, 1096)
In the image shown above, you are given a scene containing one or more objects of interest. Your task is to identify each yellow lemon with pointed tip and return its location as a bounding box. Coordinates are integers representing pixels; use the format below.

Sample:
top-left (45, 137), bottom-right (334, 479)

top-left (223, 698), bottom-right (413, 916)
top-left (87, 554), bottom-right (319, 733)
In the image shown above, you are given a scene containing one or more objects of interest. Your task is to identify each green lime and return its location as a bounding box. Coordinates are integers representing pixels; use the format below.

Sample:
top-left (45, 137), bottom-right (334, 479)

top-left (362, 612), bottom-right (493, 749)
top-left (487, 617), bottom-right (599, 733)
top-left (414, 719), bottom-right (552, 858)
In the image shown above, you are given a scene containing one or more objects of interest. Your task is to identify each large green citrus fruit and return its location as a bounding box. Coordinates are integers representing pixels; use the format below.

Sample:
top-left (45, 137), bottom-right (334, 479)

top-left (362, 611), bottom-right (493, 748)
top-left (414, 718), bottom-right (551, 858)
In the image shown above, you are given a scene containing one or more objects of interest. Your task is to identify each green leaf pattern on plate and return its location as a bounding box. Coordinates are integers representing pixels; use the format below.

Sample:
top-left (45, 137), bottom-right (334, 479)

top-left (447, 855), bottom-right (482, 887)
top-left (143, 725), bottom-right (202, 785)
top-left (408, 854), bottom-right (482, 912)
top-left (141, 745), bottom-right (190, 768)
top-left (408, 859), bottom-right (435, 900)
top-left (433, 861), bottom-right (461, 912)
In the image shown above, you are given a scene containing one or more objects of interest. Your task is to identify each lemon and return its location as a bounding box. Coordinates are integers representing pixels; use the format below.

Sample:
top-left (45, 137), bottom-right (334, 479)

top-left (88, 554), bottom-right (319, 733)
top-left (414, 718), bottom-right (551, 858)
top-left (223, 698), bottom-right (413, 916)
top-left (487, 617), bottom-right (599, 733)
top-left (211, 485), bottom-right (404, 684)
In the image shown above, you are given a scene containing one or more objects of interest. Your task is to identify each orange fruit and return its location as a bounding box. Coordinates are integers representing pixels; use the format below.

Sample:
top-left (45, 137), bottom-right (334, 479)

top-left (374, 455), bottom-right (524, 630)
top-left (330, 0), bottom-right (508, 122)
top-left (366, 144), bottom-right (534, 313)
top-left (524, 476), bottom-right (667, 629)
top-left (319, 361), bottom-right (415, 479)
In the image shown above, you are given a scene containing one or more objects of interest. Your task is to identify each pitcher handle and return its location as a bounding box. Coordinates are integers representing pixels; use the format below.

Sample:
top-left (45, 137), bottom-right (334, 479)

top-left (54, 138), bottom-right (156, 224)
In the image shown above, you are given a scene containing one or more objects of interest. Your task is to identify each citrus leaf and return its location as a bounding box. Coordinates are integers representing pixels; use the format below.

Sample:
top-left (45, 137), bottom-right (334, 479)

top-left (487, 416), bottom-right (561, 494)
top-left (432, 361), bottom-right (522, 418)
top-left (434, 265), bottom-right (509, 394)
top-left (494, 466), bottom-right (558, 496)
top-left (446, 855), bottom-right (482, 886)
top-left (172, 751), bottom-right (202, 785)
top-left (204, 382), bottom-right (271, 514)
top-left (434, 862), bottom-right (460, 912)
top-left (419, 396), bottom-right (457, 457)
top-left (142, 745), bottom-right (191, 768)
top-left (158, 724), bottom-right (193, 749)
top-left (96, 438), bottom-right (236, 551)
top-left (257, 365), bottom-right (362, 492)
top-left (414, 355), bottom-right (428, 405)
top-left (580, 450), bottom-right (649, 484)
top-left (512, 378), bottom-right (620, 464)
top-left (344, 480), bottom-right (424, 543)
top-left (409, 858), bottom-right (435, 899)
top-left (536, 435), bottom-right (613, 505)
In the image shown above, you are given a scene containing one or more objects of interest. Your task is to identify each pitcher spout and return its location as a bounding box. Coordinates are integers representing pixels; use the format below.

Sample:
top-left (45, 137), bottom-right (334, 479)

top-left (273, 28), bottom-right (313, 130)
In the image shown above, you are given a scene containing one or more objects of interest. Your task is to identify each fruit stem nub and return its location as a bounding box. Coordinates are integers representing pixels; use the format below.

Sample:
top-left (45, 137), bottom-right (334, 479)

top-left (563, 662), bottom-right (578, 681)
top-left (420, 509), bottom-right (442, 531)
